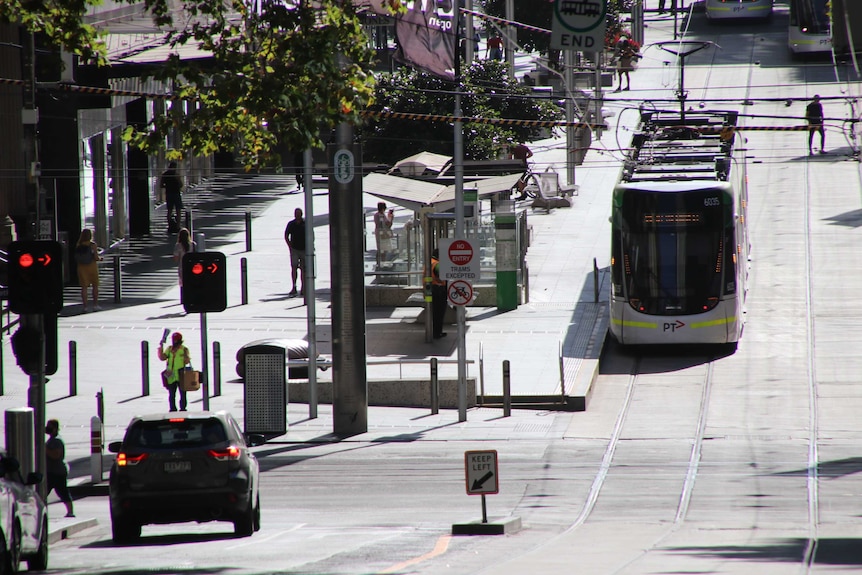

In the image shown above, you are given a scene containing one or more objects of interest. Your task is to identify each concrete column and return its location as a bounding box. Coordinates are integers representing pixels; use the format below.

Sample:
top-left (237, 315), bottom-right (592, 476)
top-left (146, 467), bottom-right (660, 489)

top-left (328, 125), bottom-right (368, 436)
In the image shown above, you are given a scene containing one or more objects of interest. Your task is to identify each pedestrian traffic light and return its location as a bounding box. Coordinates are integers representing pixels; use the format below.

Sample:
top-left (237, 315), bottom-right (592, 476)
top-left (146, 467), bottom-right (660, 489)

top-left (10, 314), bottom-right (56, 376)
top-left (7, 240), bottom-right (64, 314)
top-left (11, 324), bottom-right (41, 376)
top-left (181, 251), bottom-right (227, 313)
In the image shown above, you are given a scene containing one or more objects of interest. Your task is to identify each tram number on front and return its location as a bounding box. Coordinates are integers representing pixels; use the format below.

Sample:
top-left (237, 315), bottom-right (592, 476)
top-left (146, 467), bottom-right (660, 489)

top-left (703, 197), bottom-right (720, 207)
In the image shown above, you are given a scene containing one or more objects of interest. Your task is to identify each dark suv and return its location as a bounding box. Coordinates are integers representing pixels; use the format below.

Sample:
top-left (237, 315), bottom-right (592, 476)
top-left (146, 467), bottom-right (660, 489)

top-left (108, 411), bottom-right (265, 542)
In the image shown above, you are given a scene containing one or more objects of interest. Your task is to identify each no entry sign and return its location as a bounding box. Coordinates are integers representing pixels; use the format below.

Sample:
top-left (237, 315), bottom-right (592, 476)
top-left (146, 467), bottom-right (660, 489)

top-left (448, 240), bottom-right (473, 265)
top-left (438, 238), bottom-right (479, 281)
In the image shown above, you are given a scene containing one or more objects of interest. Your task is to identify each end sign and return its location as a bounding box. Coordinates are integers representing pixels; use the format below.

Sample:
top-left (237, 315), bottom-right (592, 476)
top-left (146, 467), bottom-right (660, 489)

top-left (551, 0), bottom-right (608, 51)
top-left (465, 450), bottom-right (499, 495)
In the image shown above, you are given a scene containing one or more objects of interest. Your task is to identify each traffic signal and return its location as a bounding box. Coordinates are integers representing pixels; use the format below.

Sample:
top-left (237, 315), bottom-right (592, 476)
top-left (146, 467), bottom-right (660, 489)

top-left (10, 314), bottom-right (56, 376)
top-left (182, 251), bottom-right (227, 313)
top-left (11, 325), bottom-right (41, 375)
top-left (8, 240), bottom-right (63, 314)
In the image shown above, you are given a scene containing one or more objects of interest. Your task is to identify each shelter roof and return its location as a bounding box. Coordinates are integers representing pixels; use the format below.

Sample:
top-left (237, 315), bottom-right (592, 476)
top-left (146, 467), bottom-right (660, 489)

top-left (388, 152), bottom-right (452, 177)
top-left (363, 172), bottom-right (522, 213)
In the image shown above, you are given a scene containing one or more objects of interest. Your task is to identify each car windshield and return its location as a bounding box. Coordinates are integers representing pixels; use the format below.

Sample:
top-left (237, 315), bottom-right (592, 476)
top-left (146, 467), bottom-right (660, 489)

top-left (124, 418), bottom-right (228, 449)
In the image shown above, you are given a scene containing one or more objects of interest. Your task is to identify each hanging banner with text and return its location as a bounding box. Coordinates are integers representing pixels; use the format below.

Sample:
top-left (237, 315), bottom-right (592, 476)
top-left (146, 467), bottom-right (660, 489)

top-left (551, 0), bottom-right (608, 52)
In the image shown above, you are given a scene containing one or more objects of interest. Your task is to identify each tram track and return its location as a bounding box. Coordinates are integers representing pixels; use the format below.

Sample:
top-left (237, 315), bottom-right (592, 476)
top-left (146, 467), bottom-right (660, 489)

top-left (550, 350), bottom-right (721, 573)
top-left (800, 124), bottom-right (820, 573)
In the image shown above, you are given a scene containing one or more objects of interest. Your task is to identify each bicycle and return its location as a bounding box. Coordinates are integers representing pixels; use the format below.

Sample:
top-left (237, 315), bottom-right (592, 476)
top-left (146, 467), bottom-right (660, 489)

top-left (511, 167), bottom-right (541, 201)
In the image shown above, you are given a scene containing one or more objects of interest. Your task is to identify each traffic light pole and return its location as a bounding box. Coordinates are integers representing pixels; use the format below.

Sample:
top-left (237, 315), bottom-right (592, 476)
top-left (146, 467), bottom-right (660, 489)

top-left (200, 312), bottom-right (210, 411)
top-left (24, 314), bottom-right (47, 500)
top-left (22, 26), bottom-right (46, 497)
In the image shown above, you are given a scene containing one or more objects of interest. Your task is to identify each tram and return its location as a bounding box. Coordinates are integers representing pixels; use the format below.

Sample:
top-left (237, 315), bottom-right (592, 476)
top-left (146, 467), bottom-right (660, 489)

top-left (704, 0), bottom-right (773, 21)
top-left (609, 110), bottom-right (750, 346)
top-left (788, 0), bottom-right (832, 55)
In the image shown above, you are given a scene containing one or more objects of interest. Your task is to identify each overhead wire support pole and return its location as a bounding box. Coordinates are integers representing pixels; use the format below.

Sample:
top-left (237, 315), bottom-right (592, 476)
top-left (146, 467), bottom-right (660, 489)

top-left (454, 14), bottom-right (467, 423)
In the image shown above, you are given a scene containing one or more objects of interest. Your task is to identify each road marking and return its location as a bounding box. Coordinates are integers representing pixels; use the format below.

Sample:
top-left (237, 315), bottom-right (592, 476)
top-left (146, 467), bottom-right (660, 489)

top-left (224, 524), bottom-right (306, 551)
top-left (378, 535), bottom-right (451, 574)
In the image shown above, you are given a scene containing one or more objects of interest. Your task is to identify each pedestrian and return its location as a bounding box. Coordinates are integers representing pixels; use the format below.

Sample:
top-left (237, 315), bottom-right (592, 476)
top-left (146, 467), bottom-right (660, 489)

top-left (659, 0), bottom-right (677, 14)
top-left (45, 419), bottom-right (74, 518)
top-left (614, 38), bottom-right (638, 92)
top-left (160, 161), bottom-right (184, 232)
top-left (430, 249), bottom-right (447, 339)
top-left (373, 202), bottom-right (394, 265)
top-left (157, 331), bottom-right (191, 412)
top-left (486, 33), bottom-right (503, 61)
top-left (172, 227), bottom-right (195, 290)
top-left (510, 142), bottom-right (533, 167)
top-left (806, 94), bottom-right (826, 155)
top-left (74, 228), bottom-right (102, 312)
top-left (284, 207), bottom-right (306, 298)
top-left (473, 30), bottom-right (481, 57)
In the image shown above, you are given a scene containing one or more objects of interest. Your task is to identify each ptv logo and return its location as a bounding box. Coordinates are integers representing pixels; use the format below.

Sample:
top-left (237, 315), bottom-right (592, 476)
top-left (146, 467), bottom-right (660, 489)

top-left (663, 320), bottom-right (686, 332)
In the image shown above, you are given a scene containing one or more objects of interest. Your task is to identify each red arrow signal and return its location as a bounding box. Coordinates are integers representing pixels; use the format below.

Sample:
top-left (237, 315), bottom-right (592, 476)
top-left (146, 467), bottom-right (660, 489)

top-left (37, 254), bottom-right (51, 266)
top-left (206, 263), bottom-right (218, 273)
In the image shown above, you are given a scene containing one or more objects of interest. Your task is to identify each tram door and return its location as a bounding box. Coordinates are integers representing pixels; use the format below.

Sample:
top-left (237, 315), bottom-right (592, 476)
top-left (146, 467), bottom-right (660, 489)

top-left (423, 213), bottom-right (454, 343)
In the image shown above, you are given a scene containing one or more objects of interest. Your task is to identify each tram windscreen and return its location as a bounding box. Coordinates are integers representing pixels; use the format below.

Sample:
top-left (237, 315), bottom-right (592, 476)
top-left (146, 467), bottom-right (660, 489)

top-left (620, 189), bottom-right (731, 315)
top-left (791, 0), bottom-right (829, 34)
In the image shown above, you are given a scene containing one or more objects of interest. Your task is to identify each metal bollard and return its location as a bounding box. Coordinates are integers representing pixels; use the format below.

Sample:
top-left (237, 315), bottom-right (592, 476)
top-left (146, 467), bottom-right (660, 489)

top-left (213, 341), bottom-right (221, 397)
top-left (141, 340), bottom-right (150, 397)
top-left (69, 341), bottom-right (77, 397)
top-left (478, 342), bottom-right (485, 405)
top-left (113, 255), bottom-right (122, 303)
top-left (90, 416), bottom-right (103, 483)
top-left (593, 257), bottom-right (599, 303)
top-left (241, 257), bottom-right (248, 305)
top-left (430, 357), bottom-right (439, 414)
top-left (194, 232), bottom-right (206, 252)
top-left (245, 211), bottom-right (252, 252)
top-left (96, 388), bottom-right (104, 426)
top-left (558, 341), bottom-right (565, 401)
top-left (503, 360), bottom-right (511, 417)
top-left (0, 329), bottom-right (5, 396)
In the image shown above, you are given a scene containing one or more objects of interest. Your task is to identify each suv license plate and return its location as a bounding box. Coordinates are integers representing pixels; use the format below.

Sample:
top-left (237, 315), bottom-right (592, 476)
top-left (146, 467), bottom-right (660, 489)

top-left (164, 461), bottom-right (191, 473)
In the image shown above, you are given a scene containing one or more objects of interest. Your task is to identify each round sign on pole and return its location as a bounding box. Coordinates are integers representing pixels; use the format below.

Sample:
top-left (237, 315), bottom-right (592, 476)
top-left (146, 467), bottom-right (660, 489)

top-left (448, 240), bottom-right (473, 266)
top-left (448, 280), bottom-right (473, 306)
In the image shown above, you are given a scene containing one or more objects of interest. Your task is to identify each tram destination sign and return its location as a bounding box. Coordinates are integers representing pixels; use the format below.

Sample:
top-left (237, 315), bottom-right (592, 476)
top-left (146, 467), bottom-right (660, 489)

top-left (551, 0), bottom-right (608, 51)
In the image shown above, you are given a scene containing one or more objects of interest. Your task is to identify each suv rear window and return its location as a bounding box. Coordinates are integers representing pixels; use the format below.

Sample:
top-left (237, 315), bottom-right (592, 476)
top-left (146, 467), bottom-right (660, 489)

top-left (124, 418), bottom-right (228, 449)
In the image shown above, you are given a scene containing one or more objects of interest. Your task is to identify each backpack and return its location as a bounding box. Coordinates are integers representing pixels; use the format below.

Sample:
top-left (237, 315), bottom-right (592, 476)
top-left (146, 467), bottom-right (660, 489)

top-left (74, 244), bottom-right (94, 265)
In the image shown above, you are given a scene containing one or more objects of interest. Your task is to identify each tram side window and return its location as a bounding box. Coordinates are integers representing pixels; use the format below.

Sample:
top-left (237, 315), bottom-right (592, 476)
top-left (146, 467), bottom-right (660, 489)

top-left (611, 234), bottom-right (623, 296)
top-left (723, 228), bottom-right (737, 295)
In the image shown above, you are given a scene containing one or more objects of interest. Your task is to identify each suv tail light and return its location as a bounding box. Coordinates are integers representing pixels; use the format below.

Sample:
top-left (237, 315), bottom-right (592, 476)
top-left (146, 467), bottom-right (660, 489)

top-left (208, 446), bottom-right (241, 461)
top-left (117, 452), bottom-right (148, 467)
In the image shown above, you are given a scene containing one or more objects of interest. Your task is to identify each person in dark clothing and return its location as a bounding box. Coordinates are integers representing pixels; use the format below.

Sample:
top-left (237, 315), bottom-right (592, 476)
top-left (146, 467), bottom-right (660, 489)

top-left (45, 419), bottom-right (75, 517)
top-left (806, 94), bottom-right (826, 155)
top-left (160, 161), bottom-right (184, 231)
top-left (430, 249), bottom-right (447, 339)
top-left (284, 208), bottom-right (306, 297)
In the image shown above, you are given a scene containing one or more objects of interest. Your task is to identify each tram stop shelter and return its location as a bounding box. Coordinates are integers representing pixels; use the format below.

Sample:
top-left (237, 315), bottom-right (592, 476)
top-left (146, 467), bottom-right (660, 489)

top-left (362, 171), bottom-right (526, 317)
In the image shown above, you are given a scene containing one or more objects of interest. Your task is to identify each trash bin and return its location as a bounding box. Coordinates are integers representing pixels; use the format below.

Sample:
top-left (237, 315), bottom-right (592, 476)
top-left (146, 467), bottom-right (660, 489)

top-left (242, 345), bottom-right (287, 436)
